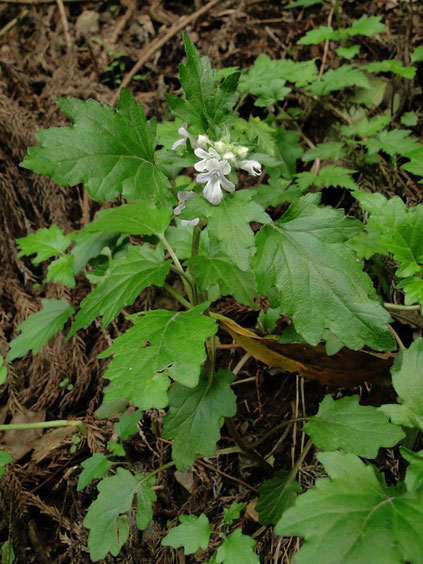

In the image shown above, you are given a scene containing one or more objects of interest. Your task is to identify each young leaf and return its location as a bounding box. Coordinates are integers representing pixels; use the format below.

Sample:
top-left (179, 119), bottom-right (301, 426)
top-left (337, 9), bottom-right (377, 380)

top-left (99, 303), bottom-right (217, 410)
top-left (256, 470), bottom-right (300, 526)
top-left (346, 15), bottom-right (386, 37)
top-left (17, 225), bottom-right (71, 265)
top-left (46, 254), bottom-right (75, 288)
top-left (308, 66), bottom-right (370, 96)
top-left (136, 477), bottom-right (156, 530)
top-left (363, 60), bottom-right (416, 79)
top-left (254, 194), bottom-right (395, 351)
top-left (162, 369), bottom-right (237, 470)
top-left (0, 451), bottom-right (13, 477)
top-left (268, 127), bottom-right (303, 180)
top-left (381, 338), bottom-right (423, 429)
top-left (68, 245), bottom-right (170, 335)
top-left (223, 502), bottom-right (247, 525)
top-left (367, 129), bottom-right (420, 157)
top-left (401, 112), bottom-right (418, 127)
top-left (83, 201), bottom-right (172, 237)
top-left (21, 89), bottom-right (172, 204)
top-left (83, 467), bottom-right (140, 561)
top-left (182, 190), bottom-right (271, 271)
top-left (401, 447), bottom-right (423, 492)
top-left (303, 395), bottom-right (404, 458)
top-left (186, 250), bottom-right (257, 306)
top-left (301, 142), bottom-right (347, 163)
top-left (77, 453), bottom-right (113, 491)
top-left (397, 277), bottom-right (423, 308)
top-left (114, 409), bottom-right (142, 440)
top-left (215, 529), bottom-right (259, 564)
top-left (71, 231), bottom-right (119, 274)
top-left (0, 356), bottom-right (7, 387)
top-left (297, 26), bottom-right (335, 45)
top-left (7, 298), bottom-right (75, 362)
top-left (411, 46), bottom-right (423, 63)
top-left (276, 451), bottom-right (423, 564)
top-left (162, 514), bottom-right (211, 554)
top-left (295, 165), bottom-right (358, 191)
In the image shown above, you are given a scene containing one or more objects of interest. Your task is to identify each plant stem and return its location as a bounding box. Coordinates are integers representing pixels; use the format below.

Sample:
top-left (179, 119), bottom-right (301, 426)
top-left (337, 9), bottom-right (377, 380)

top-left (0, 419), bottom-right (88, 436)
top-left (384, 302), bottom-right (421, 312)
top-left (190, 223), bottom-right (202, 306)
top-left (158, 234), bottom-right (195, 304)
top-left (286, 438), bottom-right (313, 483)
top-left (251, 417), bottom-right (310, 449)
top-left (163, 283), bottom-right (192, 309)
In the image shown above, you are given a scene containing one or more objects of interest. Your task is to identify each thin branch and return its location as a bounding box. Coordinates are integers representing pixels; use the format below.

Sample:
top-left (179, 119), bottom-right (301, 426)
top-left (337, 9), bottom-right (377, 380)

top-left (56, 0), bottom-right (72, 52)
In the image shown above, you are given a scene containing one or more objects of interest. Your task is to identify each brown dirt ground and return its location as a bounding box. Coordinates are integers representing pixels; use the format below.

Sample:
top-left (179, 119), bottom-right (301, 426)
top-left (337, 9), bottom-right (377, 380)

top-left (1, 0), bottom-right (423, 562)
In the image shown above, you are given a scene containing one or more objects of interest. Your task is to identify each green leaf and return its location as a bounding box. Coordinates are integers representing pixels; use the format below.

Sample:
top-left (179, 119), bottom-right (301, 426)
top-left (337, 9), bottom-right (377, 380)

top-left (164, 223), bottom-right (210, 260)
top-left (168, 34), bottom-right (239, 131)
top-left (7, 298), bottom-right (74, 362)
top-left (186, 250), bottom-right (257, 306)
top-left (162, 514), bottom-right (211, 554)
top-left (340, 114), bottom-right (390, 138)
top-left (0, 451), bottom-right (13, 477)
top-left (256, 470), bottom-right (301, 526)
top-left (46, 254), bottom-right (75, 288)
top-left (0, 356), bottom-right (7, 387)
top-left (411, 46), bottom-right (423, 63)
top-left (216, 529), bottom-right (259, 564)
top-left (401, 112), bottom-right (418, 127)
top-left (295, 165), bottom-right (358, 191)
top-left (239, 54), bottom-right (291, 106)
top-left (381, 338), bottom-right (423, 429)
top-left (68, 245), bottom-right (170, 335)
top-left (71, 231), bottom-right (119, 274)
top-left (350, 192), bottom-right (423, 273)
top-left (401, 447), bottom-right (423, 492)
top-left (77, 453), bottom-right (113, 491)
top-left (246, 117), bottom-right (275, 155)
top-left (363, 60), bottom-right (416, 79)
top-left (136, 477), bottom-right (156, 530)
top-left (84, 201), bottom-right (172, 237)
top-left (17, 225), bottom-right (71, 265)
top-left (276, 451), bottom-right (423, 564)
top-left (182, 190), bottom-right (271, 271)
top-left (162, 369), bottom-right (236, 470)
top-left (308, 66), bottom-right (370, 96)
top-left (1, 540), bottom-right (15, 564)
top-left (21, 89), bottom-right (172, 204)
top-left (351, 76), bottom-right (386, 107)
top-left (114, 409), bottom-right (142, 440)
top-left (297, 26), bottom-right (335, 45)
top-left (397, 277), bottom-right (423, 308)
top-left (303, 395), bottom-right (404, 458)
top-left (107, 440), bottom-right (126, 457)
top-left (283, 0), bottom-right (322, 7)
top-left (268, 127), bottom-right (303, 180)
top-left (254, 194), bottom-right (395, 351)
top-left (223, 502), bottom-right (247, 525)
top-left (302, 143), bottom-right (347, 163)
top-left (100, 303), bottom-right (217, 410)
top-left (402, 147), bottom-right (423, 182)
top-left (346, 15), bottom-right (386, 37)
top-left (367, 129), bottom-right (420, 157)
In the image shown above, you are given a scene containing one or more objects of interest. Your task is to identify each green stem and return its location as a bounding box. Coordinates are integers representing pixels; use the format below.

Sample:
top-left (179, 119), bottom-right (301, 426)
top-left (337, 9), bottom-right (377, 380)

top-left (384, 302), bottom-right (421, 312)
top-left (190, 223), bottom-right (202, 306)
top-left (251, 417), bottom-right (310, 449)
top-left (158, 234), bottom-right (195, 305)
top-left (163, 283), bottom-right (192, 309)
top-left (0, 419), bottom-right (87, 436)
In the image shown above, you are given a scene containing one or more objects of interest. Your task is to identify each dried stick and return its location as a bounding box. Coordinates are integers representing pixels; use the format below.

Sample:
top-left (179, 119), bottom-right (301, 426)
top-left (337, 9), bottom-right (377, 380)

top-left (56, 0), bottom-right (72, 51)
top-left (110, 0), bottom-right (223, 106)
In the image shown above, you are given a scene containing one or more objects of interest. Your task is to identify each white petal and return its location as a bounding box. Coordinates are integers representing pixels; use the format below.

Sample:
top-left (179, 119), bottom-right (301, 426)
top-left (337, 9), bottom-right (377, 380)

top-left (217, 159), bottom-right (231, 175)
top-left (174, 202), bottom-right (185, 215)
top-left (177, 125), bottom-right (189, 137)
top-left (194, 160), bottom-right (209, 172)
top-left (172, 137), bottom-right (186, 150)
top-left (203, 177), bottom-right (223, 205)
top-left (196, 171), bottom-right (212, 184)
top-left (181, 218), bottom-right (200, 227)
top-left (194, 148), bottom-right (210, 159)
top-left (197, 135), bottom-right (210, 148)
top-left (220, 176), bottom-right (235, 193)
top-left (239, 159), bottom-right (262, 176)
top-left (178, 190), bottom-right (197, 203)
top-left (205, 158), bottom-right (221, 172)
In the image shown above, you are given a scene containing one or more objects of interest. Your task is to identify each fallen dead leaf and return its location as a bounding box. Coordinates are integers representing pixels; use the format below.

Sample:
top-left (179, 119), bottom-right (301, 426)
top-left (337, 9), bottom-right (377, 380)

top-left (31, 426), bottom-right (76, 464)
top-left (1, 408), bottom-right (46, 461)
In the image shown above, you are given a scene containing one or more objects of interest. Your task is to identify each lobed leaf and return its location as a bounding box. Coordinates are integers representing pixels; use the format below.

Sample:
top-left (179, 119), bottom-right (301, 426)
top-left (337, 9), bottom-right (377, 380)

top-left (162, 513), bottom-right (211, 554)
top-left (17, 225), bottom-right (71, 265)
top-left (256, 470), bottom-right (300, 526)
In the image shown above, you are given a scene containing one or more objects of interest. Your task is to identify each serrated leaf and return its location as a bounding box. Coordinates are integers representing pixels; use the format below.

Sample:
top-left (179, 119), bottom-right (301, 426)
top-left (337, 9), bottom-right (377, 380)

top-left (77, 453), bottom-right (113, 491)
top-left (99, 303), bottom-right (217, 410)
top-left (216, 529), bottom-right (259, 564)
top-left (256, 470), bottom-right (300, 526)
top-left (308, 66), bottom-right (370, 96)
top-left (182, 190), bottom-right (270, 271)
top-left (168, 34), bottom-right (239, 131)
top-left (363, 60), bottom-right (416, 79)
top-left (381, 338), bottom-right (423, 429)
top-left (186, 250), bottom-right (257, 306)
top-left (162, 369), bottom-right (236, 470)
top-left (164, 223), bottom-right (210, 259)
top-left (276, 451), bottom-right (423, 564)
top-left (0, 451), bottom-right (13, 477)
top-left (268, 127), bottom-right (303, 180)
top-left (303, 395), bottom-right (404, 458)
top-left (351, 76), bottom-right (386, 107)
top-left (401, 112), bottom-right (418, 127)
top-left (17, 225), bottom-right (71, 265)
top-left (46, 254), bottom-right (75, 287)
top-left (71, 231), bottom-right (119, 274)
top-left (253, 193), bottom-right (395, 351)
top-left (7, 298), bottom-right (74, 362)
top-left (368, 129), bottom-right (420, 157)
top-left (298, 26), bottom-right (335, 45)
top-left (223, 502), bottom-right (247, 525)
top-left (136, 477), bottom-right (156, 530)
top-left (84, 201), bottom-right (172, 237)
top-left (22, 90), bottom-right (171, 204)
top-left (83, 467), bottom-right (139, 561)
top-left (301, 142), bottom-right (347, 163)
top-left (346, 15), bottom-right (386, 37)
top-left (114, 409), bottom-right (142, 440)
top-left (397, 277), bottom-right (423, 307)
top-left (295, 165), bottom-right (358, 191)
top-left (162, 514), bottom-right (211, 554)
top-left (247, 117), bottom-right (275, 155)
top-left (336, 45), bottom-right (361, 60)
top-left (411, 46), bottom-right (423, 63)
top-left (68, 245), bottom-right (170, 335)
top-left (401, 447), bottom-right (423, 492)
top-left (341, 114), bottom-right (390, 138)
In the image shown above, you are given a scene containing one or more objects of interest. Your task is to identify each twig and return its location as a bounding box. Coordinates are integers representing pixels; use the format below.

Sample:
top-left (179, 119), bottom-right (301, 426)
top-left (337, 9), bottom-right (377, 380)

top-left (56, 0), bottom-right (72, 52)
top-left (0, 8), bottom-right (28, 38)
top-left (197, 459), bottom-right (258, 492)
top-left (318, 7), bottom-right (334, 79)
top-left (110, 0), bottom-right (223, 106)
top-left (2, 0), bottom-right (99, 2)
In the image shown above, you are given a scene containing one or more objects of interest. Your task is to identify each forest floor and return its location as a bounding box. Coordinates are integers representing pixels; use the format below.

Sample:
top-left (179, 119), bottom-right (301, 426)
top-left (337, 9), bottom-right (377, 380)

top-left (1, 0), bottom-right (423, 562)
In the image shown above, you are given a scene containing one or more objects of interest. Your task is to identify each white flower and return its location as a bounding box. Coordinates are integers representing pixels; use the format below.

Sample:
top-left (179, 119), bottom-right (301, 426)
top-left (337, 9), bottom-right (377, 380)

top-left (196, 158), bottom-right (235, 206)
top-left (174, 190), bottom-right (197, 215)
top-left (235, 145), bottom-right (249, 159)
top-left (238, 159), bottom-right (262, 176)
top-left (172, 124), bottom-right (196, 150)
top-left (181, 218), bottom-right (200, 227)
top-left (197, 134), bottom-right (210, 149)
top-left (222, 151), bottom-right (237, 167)
top-left (194, 147), bottom-right (220, 172)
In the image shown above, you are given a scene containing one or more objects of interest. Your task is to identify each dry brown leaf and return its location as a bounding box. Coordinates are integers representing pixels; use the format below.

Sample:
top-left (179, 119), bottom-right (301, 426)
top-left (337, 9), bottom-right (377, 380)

top-left (31, 426), bottom-right (76, 464)
top-left (1, 407), bottom-right (46, 461)
top-left (212, 313), bottom-right (394, 387)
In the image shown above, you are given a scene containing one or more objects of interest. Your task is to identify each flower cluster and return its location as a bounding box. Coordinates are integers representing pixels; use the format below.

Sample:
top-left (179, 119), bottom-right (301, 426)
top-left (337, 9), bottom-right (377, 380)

top-left (172, 125), bottom-right (262, 207)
